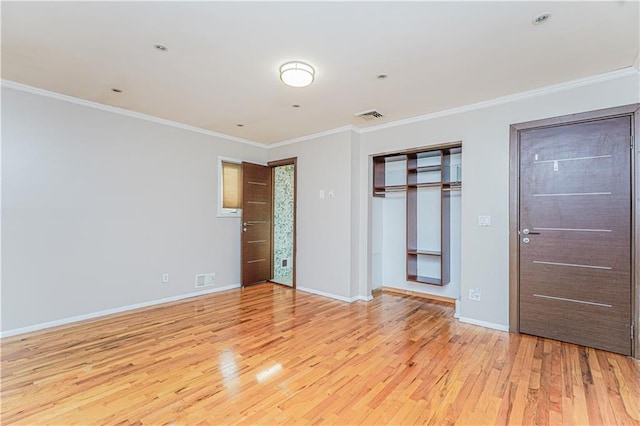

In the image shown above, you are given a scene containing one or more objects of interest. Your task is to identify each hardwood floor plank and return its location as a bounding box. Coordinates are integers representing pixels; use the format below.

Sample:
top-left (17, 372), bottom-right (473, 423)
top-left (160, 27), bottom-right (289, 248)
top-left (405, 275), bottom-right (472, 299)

top-left (2, 284), bottom-right (639, 425)
top-left (606, 352), bottom-right (640, 425)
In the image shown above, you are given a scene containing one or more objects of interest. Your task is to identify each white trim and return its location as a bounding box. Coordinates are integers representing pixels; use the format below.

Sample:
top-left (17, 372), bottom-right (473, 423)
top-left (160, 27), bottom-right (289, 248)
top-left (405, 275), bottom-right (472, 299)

top-left (359, 67), bottom-right (640, 134)
top-left (296, 286), bottom-right (357, 303)
top-left (0, 284), bottom-right (241, 339)
top-left (1, 79), bottom-right (267, 149)
top-left (458, 316), bottom-right (510, 332)
top-left (355, 294), bottom-right (374, 302)
top-left (270, 67), bottom-right (638, 145)
top-left (267, 125), bottom-right (360, 149)
top-left (3, 68), bottom-right (637, 148)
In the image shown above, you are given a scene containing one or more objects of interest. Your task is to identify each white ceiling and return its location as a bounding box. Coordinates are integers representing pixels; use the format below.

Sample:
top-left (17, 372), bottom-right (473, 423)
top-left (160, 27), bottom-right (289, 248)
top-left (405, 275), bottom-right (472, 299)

top-left (2, 1), bottom-right (639, 145)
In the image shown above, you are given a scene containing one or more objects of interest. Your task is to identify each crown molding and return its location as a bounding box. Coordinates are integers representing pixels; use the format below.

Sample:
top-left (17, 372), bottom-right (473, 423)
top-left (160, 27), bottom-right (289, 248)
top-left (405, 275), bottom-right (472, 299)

top-left (4, 67), bottom-right (638, 149)
top-left (268, 67), bottom-right (639, 145)
top-left (1, 79), bottom-right (268, 149)
top-left (267, 125), bottom-right (360, 149)
top-left (359, 67), bottom-right (640, 134)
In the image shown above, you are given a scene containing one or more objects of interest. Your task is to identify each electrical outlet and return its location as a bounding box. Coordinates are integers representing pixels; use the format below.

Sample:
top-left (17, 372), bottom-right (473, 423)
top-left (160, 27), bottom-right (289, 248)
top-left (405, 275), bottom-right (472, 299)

top-left (162, 273), bottom-right (169, 283)
top-left (469, 288), bottom-right (481, 301)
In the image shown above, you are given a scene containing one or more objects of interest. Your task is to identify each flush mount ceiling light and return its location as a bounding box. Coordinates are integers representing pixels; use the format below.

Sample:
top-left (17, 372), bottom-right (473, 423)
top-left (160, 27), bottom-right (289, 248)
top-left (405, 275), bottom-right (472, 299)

top-left (280, 61), bottom-right (315, 88)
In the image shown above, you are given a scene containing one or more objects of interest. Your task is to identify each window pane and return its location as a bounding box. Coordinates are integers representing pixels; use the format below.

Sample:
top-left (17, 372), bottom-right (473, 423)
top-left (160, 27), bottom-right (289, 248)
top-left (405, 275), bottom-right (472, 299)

top-left (222, 161), bottom-right (242, 209)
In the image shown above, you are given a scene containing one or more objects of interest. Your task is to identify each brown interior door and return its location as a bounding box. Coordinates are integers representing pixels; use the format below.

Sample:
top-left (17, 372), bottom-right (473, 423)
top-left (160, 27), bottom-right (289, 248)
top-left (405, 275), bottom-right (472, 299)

top-left (518, 116), bottom-right (632, 355)
top-left (241, 162), bottom-right (272, 286)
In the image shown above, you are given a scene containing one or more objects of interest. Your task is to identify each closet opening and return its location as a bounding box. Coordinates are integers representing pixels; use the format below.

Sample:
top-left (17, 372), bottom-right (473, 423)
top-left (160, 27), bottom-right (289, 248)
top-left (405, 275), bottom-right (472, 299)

top-left (371, 143), bottom-right (461, 305)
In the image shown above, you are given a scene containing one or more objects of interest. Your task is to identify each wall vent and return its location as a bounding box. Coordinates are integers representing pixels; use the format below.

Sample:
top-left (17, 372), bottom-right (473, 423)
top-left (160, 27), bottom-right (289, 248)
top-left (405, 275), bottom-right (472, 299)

top-left (195, 273), bottom-right (215, 288)
top-left (280, 257), bottom-right (293, 268)
top-left (355, 109), bottom-right (384, 120)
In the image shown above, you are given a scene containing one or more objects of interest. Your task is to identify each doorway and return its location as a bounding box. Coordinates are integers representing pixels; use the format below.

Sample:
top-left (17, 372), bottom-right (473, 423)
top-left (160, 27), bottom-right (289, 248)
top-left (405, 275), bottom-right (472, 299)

top-left (240, 162), bottom-right (272, 286)
top-left (509, 104), bottom-right (639, 357)
top-left (269, 158), bottom-right (296, 287)
top-left (240, 159), bottom-right (296, 288)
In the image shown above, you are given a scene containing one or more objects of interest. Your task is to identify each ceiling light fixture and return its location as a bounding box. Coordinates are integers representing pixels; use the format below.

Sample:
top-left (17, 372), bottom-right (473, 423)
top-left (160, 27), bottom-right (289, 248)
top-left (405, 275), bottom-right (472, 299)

top-left (532, 13), bottom-right (551, 25)
top-left (280, 61), bottom-right (315, 88)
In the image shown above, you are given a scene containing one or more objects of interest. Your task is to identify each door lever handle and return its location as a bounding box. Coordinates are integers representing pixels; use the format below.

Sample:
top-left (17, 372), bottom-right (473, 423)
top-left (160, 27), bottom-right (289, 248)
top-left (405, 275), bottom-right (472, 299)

top-left (522, 228), bottom-right (541, 235)
top-left (243, 222), bottom-right (254, 226)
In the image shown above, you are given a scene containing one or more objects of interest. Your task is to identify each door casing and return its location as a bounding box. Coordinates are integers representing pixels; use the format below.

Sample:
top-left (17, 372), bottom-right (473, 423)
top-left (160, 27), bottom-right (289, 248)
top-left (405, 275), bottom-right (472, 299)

top-left (268, 157), bottom-right (297, 288)
top-left (509, 104), bottom-right (640, 358)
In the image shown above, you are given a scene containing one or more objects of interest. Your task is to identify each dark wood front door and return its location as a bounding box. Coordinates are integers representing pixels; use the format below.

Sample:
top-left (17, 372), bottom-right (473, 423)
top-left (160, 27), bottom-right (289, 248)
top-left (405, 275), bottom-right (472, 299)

top-left (241, 162), bottom-right (272, 286)
top-left (518, 116), bottom-right (632, 355)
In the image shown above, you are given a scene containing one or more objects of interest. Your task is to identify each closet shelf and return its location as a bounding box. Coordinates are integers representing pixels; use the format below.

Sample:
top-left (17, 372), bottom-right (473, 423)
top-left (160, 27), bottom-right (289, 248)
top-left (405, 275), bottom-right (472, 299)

top-left (374, 184), bottom-right (407, 192)
top-left (407, 250), bottom-right (441, 256)
top-left (407, 275), bottom-right (442, 285)
top-left (408, 165), bottom-right (441, 172)
top-left (441, 181), bottom-right (462, 192)
top-left (408, 182), bottom-right (441, 188)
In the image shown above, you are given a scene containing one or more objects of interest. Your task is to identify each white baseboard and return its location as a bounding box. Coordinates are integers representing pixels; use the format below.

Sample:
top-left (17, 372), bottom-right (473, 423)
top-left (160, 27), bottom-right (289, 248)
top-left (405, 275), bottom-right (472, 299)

top-left (355, 294), bottom-right (373, 302)
top-left (295, 286), bottom-right (371, 303)
top-left (0, 284), bottom-right (241, 338)
top-left (458, 316), bottom-right (509, 332)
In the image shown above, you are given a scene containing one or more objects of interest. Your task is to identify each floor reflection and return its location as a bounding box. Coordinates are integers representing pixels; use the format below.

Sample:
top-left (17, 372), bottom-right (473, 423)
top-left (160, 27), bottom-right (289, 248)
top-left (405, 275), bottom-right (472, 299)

top-left (218, 350), bottom-right (240, 395)
top-left (256, 363), bottom-right (283, 383)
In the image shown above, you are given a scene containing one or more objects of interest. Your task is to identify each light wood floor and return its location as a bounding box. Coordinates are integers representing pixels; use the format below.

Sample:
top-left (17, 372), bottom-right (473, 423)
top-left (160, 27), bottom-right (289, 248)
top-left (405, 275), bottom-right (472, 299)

top-left (2, 284), bottom-right (639, 425)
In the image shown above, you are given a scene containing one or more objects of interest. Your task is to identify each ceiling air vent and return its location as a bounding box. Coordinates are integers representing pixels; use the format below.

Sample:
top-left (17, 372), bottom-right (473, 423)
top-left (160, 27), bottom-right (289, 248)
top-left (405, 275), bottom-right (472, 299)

top-left (355, 109), bottom-right (384, 121)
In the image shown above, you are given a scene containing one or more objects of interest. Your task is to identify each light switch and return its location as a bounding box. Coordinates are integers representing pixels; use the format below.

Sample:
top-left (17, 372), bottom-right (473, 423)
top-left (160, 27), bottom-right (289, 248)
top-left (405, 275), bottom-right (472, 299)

top-left (478, 215), bottom-right (491, 226)
top-left (319, 190), bottom-right (325, 199)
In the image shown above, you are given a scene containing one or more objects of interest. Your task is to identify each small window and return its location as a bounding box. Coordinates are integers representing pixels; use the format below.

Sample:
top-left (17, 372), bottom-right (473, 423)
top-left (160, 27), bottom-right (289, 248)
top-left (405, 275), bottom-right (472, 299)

top-left (218, 157), bottom-right (242, 217)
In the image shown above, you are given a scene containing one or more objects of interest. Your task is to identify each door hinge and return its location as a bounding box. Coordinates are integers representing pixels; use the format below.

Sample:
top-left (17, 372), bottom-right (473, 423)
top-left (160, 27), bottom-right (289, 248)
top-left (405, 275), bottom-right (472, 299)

top-left (632, 323), bottom-right (635, 340)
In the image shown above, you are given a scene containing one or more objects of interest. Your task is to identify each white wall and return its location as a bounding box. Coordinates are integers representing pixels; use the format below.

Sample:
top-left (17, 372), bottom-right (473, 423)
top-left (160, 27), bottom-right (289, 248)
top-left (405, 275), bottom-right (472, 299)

top-left (267, 131), bottom-right (354, 300)
top-left (349, 131), bottom-right (362, 298)
top-left (1, 87), bottom-right (267, 332)
top-left (2, 69), bottom-right (638, 335)
top-left (360, 70), bottom-right (639, 329)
